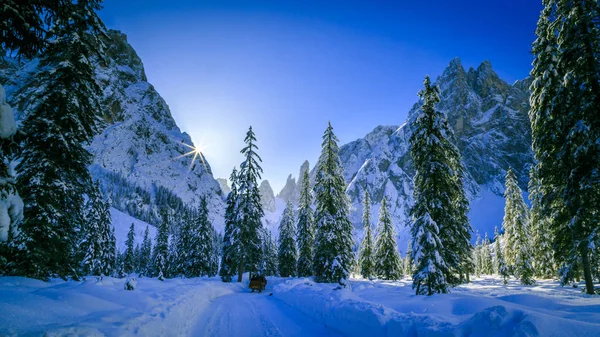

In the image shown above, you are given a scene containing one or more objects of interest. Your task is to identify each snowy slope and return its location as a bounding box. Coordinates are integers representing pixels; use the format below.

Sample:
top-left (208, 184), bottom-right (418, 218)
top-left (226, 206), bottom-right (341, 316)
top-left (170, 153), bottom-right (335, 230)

top-left (0, 30), bottom-right (225, 232)
top-left (110, 208), bottom-right (156, 252)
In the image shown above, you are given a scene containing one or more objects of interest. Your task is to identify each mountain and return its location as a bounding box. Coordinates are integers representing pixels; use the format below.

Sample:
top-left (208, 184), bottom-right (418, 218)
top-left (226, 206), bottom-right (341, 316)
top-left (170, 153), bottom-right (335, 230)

top-left (287, 58), bottom-right (533, 251)
top-left (217, 178), bottom-right (231, 196)
top-left (259, 180), bottom-right (276, 213)
top-left (0, 30), bottom-right (225, 231)
top-left (277, 160), bottom-right (310, 205)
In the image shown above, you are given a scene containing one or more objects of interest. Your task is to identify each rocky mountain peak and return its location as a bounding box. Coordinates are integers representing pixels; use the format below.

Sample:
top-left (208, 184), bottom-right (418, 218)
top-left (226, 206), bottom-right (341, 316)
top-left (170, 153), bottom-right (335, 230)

top-left (277, 174), bottom-right (297, 203)
top-left (104, 30), bottom-right (147, 82)
top-left (217, 178), bottom-right (231, 196)
top-left (259, 180), bottom-right (276, 213)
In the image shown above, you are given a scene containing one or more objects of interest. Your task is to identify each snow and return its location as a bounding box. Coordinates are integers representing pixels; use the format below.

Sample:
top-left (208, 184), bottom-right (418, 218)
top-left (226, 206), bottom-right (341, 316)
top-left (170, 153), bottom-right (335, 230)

top-left (110, 208), bottom-right (156, 252)
top-left (0, 84), bottom-right (17, 139)
top-left (1, 275), bottom-right (598, 336)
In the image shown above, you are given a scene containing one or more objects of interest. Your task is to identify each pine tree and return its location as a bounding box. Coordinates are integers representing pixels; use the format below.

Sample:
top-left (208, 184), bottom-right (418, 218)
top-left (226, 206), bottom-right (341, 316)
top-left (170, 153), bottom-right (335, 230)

top-left (154, 210), bottom-right (170, 281)
top-left (358, 191), bottom-right (376, 279)
top-left (278, 202), bottom-right (298, 277)
top-left (124, 223), bottom-right (136, 274)
top-left (313, 122), bottom-right (355, 286)
top-left (196, 197), bottom-right (215, 276)
top-left (494, 227), bottom-right (509, 284)
top-left (296, 170), bottom-right (315, 277)
top-left (220, 168), bottom-right (239, 282)
top-left (79, 182), bottom-right (113, 277)
top-left (209, 229), bottom-right (221, 277)
top-left (263, 230), bottom-right (278, 276)
top-left (14, 1), bottom-right (107, 280)
top-left (409, 76), bottom-right (471, 295)
top-left (404, 241), bottom-right (414, 278)
top-left (481, 233), bottom-right (493, 275)
top-left (167, 230), bottom-right (181, 278)
top-left (234, 127), bottom-right (265, 281)
top-left (374, 198), bottom-right (402, 280)
top-left (530, 0), bottom-right (600, 295)
top-left (474, 234), bottom-right (482, 278)
top-left (528, 166), bottom-right (555, 279)
top-left (139, 225), bottom-right (152, 277)
top-left (502, 168), bottom-right (534, 285)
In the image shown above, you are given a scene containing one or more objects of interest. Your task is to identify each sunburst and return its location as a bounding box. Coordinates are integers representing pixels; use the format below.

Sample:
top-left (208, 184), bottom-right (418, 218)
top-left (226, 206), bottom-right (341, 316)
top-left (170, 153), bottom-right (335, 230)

top-left (175, 139), bottom-right (209, 172)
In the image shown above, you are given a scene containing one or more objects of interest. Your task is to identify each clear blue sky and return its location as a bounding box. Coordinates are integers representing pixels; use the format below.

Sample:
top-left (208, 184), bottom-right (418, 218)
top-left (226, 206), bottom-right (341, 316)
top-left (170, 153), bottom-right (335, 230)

top-left (100, 0), bottom-right (542, 193)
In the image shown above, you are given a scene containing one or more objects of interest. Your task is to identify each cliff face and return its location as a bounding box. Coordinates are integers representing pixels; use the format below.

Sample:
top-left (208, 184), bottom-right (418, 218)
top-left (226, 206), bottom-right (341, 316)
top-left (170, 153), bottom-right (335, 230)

top-left (0, 30), bottom-right (225, 230)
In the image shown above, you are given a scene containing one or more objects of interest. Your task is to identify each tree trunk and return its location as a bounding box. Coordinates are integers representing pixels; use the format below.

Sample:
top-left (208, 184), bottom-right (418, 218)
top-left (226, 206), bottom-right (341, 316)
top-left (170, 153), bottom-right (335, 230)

top-left (237, 257), bottom-right (244, 283)
top-left (580, 245), bottom-right (595, 295)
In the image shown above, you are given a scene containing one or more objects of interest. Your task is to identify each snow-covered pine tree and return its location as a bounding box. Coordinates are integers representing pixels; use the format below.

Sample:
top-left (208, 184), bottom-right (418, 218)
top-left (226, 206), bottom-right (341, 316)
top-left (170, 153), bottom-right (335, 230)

top-left (528, 166), bottom-right (555, 279)
top-left (409, 75), bottom-right (471, 295)
top-left (139, 225), bottom-right (152, 277)
top-left (313, 122), bottom-right (355, 286)
top-left (404, 240), bottom-right (414, 278)
top-left (481, 233), bottom-right (493, 275)
top-left (502, 168), bottom-right (534, 285)
top-left (296, 170), bottom-right (315, 277)
top-left (278, 202), bottom-right (298, 277)
top-left (220, 167), bottom-right (239, 282)
top-left (0, 84), bottom-right (22, 273)
top-left (154, 210), bottom-right (170, 281)
top-left (263, 230), bottom-right (278, 276)
top-left (209, 229), bottom-right (221, 277)
top-left (530, 0), bottom-right (600, 295)
top-left (474, 234), bottom-right (482, 278)
top-left (235, 127), bottom-right (265, 281)
top-left (176, 207), bottom-right (194, 276)
top-left (196, 197), bottom-right (215, 276)
top-left (374, 197), bottom-right (402, 280)
top-left (167, 230), bottom-right (181, 278)
top-left (358, 190), bottom-right (376, 279)
top-left (14, 1), bottom-right (107, 280)
top-left (493, 227), bottom-right (509, 284)
top-left (124, 223), bottom-right (136, 274)
top-left (79, 182), bottom-right (111, 277)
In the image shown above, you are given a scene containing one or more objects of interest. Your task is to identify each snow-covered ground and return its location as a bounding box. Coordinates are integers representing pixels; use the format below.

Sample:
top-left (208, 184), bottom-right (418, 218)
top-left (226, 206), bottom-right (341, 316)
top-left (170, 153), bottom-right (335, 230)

top-left (1, 275), bottom-right (599, 336)
top-left (110, 208), bottom-right (157, 252)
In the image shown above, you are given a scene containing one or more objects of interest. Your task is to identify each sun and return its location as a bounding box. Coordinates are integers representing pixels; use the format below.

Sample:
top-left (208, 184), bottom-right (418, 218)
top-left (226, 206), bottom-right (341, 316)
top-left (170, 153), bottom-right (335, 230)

top-left (176, 139), bottom-right (209, 172)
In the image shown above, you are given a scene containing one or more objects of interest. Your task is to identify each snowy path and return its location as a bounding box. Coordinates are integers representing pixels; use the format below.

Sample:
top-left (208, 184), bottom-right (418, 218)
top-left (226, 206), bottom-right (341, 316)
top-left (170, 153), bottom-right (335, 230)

top-left (191, 289), bottom-right (343, 337)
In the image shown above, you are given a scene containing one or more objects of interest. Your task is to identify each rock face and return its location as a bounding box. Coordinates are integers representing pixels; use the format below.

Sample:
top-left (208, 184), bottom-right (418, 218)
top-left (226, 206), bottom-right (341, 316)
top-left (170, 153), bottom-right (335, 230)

top-left (216, 178), bottom-right (231, 196)
top-left (259, 180), bottom-right (277, 213)
top-left (0, 30), bottom-right (225, 231)
top-left (277, 160), bottom-right (310, 204)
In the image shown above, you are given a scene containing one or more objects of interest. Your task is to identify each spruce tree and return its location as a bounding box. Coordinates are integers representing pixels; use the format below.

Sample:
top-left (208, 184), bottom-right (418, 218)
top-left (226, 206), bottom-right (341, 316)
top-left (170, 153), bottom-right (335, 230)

top-left (124, 223), bottom-right (136, 274)
top-left (474, 235), bottom-right (482, 278)
top-left (529, 166), bottom-right (555, 279)
top-left (502, 168), bottom-right (534, 285)
top-left (296, 170), bottom-right (315, 277)
top-left (196, 197), bottom-right (215, 276)
top-left (209, 229), bottom-right (221, 277)
top-left (234, 127), bottom-right (265, 281)
top-left (80, 182), bottom-right (113, 277)
top-left (14, 0), bottom-right (107, 280)
top-left (154, 210), bottom-right (170, 281)
top-left (374, 198), bottom-right (402, 280)
top-left (404, 241), bottom-right (414, 278)
top-left (409, 75), bottom-right (471, 295)
top-left (139, 225), bottom-right (152, 277)
top-left (278, 202), bottom-right (298, 277)
top-left (220, 168), bottom-right (239, 282)
top-left (313, 122), bottom-right (354, 286)
top-left (263, 230), bottom-right (278, 276)
top-left (494, 227), bottom-right (509, 284)
top-left (530, 0), bottom-right (600, 294)
top-left (358, 191), bottom-right (376, 279)
top-left (481, 232), bottom-right (493, 275)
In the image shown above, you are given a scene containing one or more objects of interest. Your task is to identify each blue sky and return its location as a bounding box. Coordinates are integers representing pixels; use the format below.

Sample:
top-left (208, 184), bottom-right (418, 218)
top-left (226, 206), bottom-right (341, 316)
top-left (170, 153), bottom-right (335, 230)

top-left (100, 0), bottom-right (542, 193)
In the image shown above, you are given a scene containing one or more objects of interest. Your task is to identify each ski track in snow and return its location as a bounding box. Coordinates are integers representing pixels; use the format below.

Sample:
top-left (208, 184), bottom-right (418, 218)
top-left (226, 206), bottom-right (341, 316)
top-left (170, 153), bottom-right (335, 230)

top-left (190, 289), bottom-right (343, 337)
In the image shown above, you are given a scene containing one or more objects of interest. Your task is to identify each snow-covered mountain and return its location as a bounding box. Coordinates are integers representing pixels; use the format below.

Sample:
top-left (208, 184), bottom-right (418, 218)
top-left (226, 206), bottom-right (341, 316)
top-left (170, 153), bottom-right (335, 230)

top-left (0, 30), bottom-right (225, 231)
top-left (216, 178), bottom-right (231, 196)
top-left (276, 160), bottom-right (310, 205)
top-left (284, 58), bottom-right (533, 251)
top-left (259, 180), bottom-right (276, 213)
